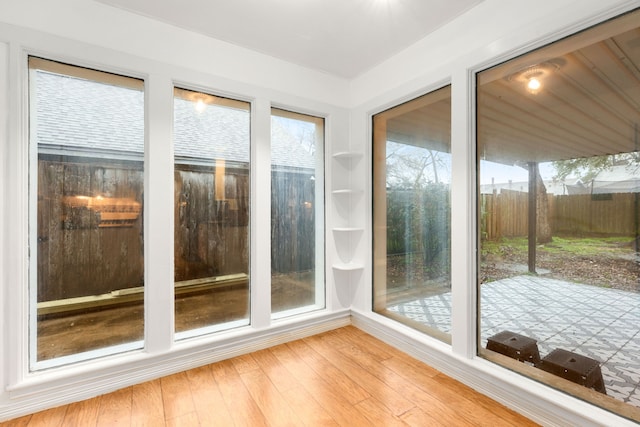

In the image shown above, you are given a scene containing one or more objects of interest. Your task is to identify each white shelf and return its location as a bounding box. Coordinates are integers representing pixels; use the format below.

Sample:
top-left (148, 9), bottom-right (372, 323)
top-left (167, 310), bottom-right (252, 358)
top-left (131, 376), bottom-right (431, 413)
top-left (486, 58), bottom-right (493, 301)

top-left (331, 150), bottom-right (364, 276)
top-left (332, 189), bottom-right (362, 195)
top-left (332, 151), bottom-right (363, 160)
top-left (332, 262), bottom-right (364, 271)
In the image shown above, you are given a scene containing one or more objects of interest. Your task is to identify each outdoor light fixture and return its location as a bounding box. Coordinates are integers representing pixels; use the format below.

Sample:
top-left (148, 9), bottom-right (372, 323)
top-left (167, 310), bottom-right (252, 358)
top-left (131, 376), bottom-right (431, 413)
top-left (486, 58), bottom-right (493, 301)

top-left (195, 98), bottom-right (206, 112)
top-left (505, 58), bottom-right (565, 95)
top-left (527, 77), bottom-right (542, 92)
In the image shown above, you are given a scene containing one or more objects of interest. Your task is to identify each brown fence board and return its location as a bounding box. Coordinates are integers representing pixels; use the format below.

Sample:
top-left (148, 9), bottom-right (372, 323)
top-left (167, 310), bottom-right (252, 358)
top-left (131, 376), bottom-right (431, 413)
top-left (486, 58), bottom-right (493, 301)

top-left (481, 191), bottom-right (639, 240)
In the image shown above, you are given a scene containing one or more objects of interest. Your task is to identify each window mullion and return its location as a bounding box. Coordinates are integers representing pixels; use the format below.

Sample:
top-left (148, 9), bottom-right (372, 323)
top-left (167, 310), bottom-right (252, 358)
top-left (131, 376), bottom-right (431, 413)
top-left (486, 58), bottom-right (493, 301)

top-left (251, 98), bottom-right (272, 328)
top-left (144, 74), bottom-right (175, 352)
top-left (450, 68), bottom-right (476, 358)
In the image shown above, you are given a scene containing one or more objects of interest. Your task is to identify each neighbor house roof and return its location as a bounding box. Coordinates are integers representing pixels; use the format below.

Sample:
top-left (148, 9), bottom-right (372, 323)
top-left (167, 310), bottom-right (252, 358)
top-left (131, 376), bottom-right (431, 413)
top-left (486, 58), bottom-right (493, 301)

top-left (480, 165), bottom-right (640, 195)
top-left (34, 70), bottom-right (316, 170)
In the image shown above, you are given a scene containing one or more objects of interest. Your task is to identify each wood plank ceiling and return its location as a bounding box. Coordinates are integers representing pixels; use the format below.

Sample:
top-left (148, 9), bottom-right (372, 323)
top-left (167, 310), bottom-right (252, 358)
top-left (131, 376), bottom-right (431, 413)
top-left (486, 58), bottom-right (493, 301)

top-left (386, 8), bottom-right (640, 166)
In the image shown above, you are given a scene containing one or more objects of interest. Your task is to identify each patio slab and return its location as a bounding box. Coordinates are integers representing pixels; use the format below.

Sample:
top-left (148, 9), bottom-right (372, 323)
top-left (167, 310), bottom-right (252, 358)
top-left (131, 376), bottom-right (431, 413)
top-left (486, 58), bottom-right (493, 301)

top-left (388, 275), bottom-right (640, 406)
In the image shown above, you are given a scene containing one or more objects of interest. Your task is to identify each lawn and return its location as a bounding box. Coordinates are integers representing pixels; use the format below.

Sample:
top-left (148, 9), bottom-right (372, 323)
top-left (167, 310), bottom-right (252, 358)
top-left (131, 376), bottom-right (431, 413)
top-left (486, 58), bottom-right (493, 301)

top-left (480, 235), bottom-right (639, 292)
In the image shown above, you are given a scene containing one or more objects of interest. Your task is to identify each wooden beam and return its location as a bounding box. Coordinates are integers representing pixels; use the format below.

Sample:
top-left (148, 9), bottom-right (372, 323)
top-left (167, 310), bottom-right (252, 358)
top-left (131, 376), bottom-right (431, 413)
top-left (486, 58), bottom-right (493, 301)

top-left (37, 273), bottom-right (249, 316)
top-left (528, 162), bottom-right (537, 274)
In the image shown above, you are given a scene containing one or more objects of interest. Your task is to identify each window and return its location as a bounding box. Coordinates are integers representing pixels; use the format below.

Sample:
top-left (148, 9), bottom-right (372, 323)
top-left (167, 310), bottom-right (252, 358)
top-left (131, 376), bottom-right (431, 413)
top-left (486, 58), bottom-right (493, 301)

top-left (271, 108), bottom-right (325, 316)
top-left (29, 58), bottom-right (145, 367)
top-left (477, 9), bottom-right (640, 421)
top-left (372, 86), bottom-right (452, 342)
top-left (173, 88), bottom-right (251, 338)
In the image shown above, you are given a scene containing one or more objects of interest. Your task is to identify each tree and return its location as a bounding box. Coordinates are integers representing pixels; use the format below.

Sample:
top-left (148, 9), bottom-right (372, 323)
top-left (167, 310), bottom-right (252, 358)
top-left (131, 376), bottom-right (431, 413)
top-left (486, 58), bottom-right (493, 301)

top-left (535, 164), bottom-right (553, 244)
top-left (552, 153), bottom-right (640, 182)
top-left (513, 162), bottom-right (552, 244)
top-left (385, 141), bottom-right (449, 189)
top-left (385, 142), bottom-right (451, 277)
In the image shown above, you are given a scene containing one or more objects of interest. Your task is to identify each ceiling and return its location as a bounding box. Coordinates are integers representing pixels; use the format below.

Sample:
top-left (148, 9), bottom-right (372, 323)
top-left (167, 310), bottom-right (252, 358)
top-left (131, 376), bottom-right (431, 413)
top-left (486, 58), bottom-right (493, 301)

top-left (96, 0), bottom-right (484, 78)
top-left (382, 9), bottom-right (640, 165)
top-left (477, 11), bottom-right (640, 165)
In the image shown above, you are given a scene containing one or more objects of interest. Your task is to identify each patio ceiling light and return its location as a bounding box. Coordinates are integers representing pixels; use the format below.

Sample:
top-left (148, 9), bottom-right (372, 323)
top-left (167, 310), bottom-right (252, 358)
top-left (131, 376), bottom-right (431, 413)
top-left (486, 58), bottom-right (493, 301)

top-left (505, 58), bottom-right (565, 95)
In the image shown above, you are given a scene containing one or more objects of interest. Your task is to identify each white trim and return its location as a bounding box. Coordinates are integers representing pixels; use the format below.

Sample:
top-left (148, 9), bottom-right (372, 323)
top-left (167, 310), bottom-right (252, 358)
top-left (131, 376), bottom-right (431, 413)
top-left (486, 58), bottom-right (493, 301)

top-left (0, 40), bottom-right (7, 407)
top-left (251, 97), bottom-right (272, 329)
top-left (144, 73), bottom-right (176, 353)
top-left (450, 66), bottom-right (477, 358)
top-left (271, 305), bottom-right (325, 321)
top-left (6, 43), bottom-right (30, 388)
top-left (174, 319), bottom-right (250, 342)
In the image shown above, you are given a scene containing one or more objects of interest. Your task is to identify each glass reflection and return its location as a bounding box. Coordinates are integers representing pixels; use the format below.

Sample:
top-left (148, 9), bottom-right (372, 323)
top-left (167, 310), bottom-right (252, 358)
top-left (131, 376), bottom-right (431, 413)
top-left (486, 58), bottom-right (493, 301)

top-left (477, 9), bottom-right (640, 420)
top-left (31, 58), bottom-right (145, 365)
top-left (372, 86), bottom-right (452, 342)
top-left (271, 108), bottom-right (325, 316)
top-left (173, 88), bottom-right (251, 337)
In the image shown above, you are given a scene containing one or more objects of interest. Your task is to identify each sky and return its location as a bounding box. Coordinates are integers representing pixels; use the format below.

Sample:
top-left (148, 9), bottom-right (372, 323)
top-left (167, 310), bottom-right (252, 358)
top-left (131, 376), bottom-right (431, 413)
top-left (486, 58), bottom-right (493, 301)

top-left (479, 160), bottom-right (556, 185)
top-left (385, 141), bottom-right (558, 186)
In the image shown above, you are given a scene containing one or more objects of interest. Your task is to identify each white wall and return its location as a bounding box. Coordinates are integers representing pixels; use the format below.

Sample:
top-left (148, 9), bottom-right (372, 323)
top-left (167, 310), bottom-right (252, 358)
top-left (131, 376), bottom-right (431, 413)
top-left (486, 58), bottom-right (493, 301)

top-left (349, 0), bottom-right (639, 426)
top-left (0, 40), bottom-right (7, 416)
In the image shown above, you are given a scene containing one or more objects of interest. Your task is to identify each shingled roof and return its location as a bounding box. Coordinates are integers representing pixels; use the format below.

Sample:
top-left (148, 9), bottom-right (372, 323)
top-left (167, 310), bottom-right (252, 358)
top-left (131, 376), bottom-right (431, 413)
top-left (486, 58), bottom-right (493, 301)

top-left (34, 70), bottom-right (316, 170)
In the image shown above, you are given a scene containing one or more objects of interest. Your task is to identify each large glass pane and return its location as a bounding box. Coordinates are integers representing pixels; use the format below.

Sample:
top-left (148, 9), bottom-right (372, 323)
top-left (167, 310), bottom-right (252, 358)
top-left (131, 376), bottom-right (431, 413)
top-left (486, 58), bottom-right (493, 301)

top-left (271, 108), bottom-right (324, 317)
top-left (30, 58), bottom-right (145, 367)
top-left (477, 9), bottom-right (640, 421)
top-left (372, 86), bottom-right (452, 342)
top-left (173, 88), bottom-right (250, 338)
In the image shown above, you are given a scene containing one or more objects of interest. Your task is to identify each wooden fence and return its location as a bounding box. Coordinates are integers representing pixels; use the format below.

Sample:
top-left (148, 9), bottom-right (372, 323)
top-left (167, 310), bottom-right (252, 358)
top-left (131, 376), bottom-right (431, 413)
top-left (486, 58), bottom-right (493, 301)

top-left (481, 190), bottom-right (639, 240)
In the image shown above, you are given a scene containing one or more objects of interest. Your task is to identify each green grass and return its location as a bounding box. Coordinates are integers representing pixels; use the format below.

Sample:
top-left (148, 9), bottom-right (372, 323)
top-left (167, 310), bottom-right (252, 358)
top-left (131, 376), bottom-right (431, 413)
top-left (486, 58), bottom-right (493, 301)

top-left (481, 235), bottom-right (635, 257)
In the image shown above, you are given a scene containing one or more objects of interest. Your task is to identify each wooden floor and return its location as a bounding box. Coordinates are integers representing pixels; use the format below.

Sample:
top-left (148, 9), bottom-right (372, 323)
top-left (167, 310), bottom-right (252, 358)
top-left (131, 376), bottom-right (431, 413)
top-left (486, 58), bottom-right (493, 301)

top-left (2, 326), bottom-right (539, 427)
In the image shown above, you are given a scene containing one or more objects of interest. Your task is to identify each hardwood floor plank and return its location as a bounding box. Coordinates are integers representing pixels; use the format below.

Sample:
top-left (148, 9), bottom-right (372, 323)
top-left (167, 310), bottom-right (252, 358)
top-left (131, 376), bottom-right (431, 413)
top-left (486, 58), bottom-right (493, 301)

top-left (309, 328), bottom-right (352, 351)
top-left (303, 334), bottom-right (415, 416)
top-left (286, 339), bottom-right (371, 405)
top-left (431, 373), bottom-right (539, 427)
top-left (211, 359), bottom-right (268, 427)
top-left (354, 397), bottom-right (408, 427)
top-left (270, 343), bottom-right (377, 427)
top-left (185, 365), bottom-right (234, 427)
top-left (131, 379), bottom-right (165, 426)
top-left (383, 356), bottom-right (537, 426)
top-left (26, 405), bottom-right (67, 427)
top-left (0, 416), bottom-right (31, 427)
top-left (279, 386), bottom-right (339, 427)
top-left (400, 406), bottom-right (457, 427)
top-left (96, 386), bottom-right (132, 426)
top-left (208, 357), bottom-right (237, 379)
top-left (160, 372), bottom-right (195, 422)
top-left (61, 398), bottom-right (99, 426)
top-left (250, 347), bottom-right (299, 393)
top-left (380, 373), bottom-right (477, 426)
top-left (230, 352), bottom-right (260, 374)
top-left (0, 326), bottom-right (539, 427)
top-left (165, 411), bottom-right (199, 427)
top-left (273, 344), bottom-right (371, 427)
top-left (337, 350), bottom-right (476, 426)
top-left (239, 368), bottom-right (303, 426)
top-left (334, 326), bottom-right (396, 361)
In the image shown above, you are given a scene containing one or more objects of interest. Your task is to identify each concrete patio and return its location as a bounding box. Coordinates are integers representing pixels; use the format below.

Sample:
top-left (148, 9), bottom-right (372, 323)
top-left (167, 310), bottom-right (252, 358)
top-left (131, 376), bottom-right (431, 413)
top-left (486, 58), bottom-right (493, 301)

top-left (388, 275), bottom-right (640, 407)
